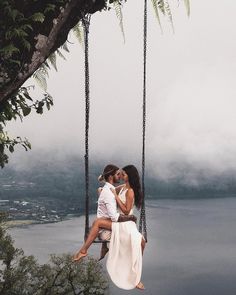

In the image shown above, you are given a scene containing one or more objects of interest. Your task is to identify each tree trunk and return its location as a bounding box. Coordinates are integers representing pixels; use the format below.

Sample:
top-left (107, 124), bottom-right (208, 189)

top-left (0, 0), bottom-right (107, 104)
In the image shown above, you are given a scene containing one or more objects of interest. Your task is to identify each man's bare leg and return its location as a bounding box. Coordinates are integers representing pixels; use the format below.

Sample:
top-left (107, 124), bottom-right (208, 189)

top-left (73, 215), bottom-right (137, 262)
top-left (73, 218), bottom-right (112, 262)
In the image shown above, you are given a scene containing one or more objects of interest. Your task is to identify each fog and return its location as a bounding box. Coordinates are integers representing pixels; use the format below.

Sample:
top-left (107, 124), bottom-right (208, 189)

top-left (6, 0), bottom-right (236, 180)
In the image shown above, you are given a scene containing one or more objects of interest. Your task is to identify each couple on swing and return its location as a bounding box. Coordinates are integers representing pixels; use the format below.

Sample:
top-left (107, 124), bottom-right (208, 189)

top-left (73, 164), bottom-right (146, 290)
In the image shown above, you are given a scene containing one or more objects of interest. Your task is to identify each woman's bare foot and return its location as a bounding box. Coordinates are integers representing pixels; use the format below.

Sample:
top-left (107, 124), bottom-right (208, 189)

top-left (136, 282), bottom-right (145, 290)
top-left (98, 245), bottom-right (109, 261)
top-left (72, 250), bottom-right (87, 262)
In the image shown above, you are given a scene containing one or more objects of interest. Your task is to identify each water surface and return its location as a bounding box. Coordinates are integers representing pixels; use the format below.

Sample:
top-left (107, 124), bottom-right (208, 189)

top-left (10, 197), bottom-right (236, 295)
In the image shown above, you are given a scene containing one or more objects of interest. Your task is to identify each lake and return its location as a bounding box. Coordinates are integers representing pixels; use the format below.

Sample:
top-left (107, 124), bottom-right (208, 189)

top-left (9, 197), bottom-right (236, 295)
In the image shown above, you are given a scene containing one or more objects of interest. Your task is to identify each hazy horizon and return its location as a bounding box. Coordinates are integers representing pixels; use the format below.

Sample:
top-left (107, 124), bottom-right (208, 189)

top-left (4, 0), bottom-right (236, 183)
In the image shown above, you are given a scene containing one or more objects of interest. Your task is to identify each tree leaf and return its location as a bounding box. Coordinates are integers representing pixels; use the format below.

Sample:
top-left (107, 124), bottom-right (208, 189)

top-left (30, 12), bottom-right (45, 23)
top-left (113, 0), bottom-right (125, 43)
top-left (73, 21), bottom-right (85, 49)
top-left (9, 145), bottom-right (14, 153)
top-left (151, 0), bottom-right (163, 33)
top-left (22, 106), bottom-right (31, 117)
top-left (48, 52), bottom-right (58, 71)
top-left (0, 43), bottom-right (20, 57)
top-left (183, 0), bottom-right (190, 17)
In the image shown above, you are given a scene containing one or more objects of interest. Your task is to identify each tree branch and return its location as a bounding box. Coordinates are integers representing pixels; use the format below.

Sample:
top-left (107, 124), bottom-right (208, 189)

top-left (0, 0), bottom-right (107, 104)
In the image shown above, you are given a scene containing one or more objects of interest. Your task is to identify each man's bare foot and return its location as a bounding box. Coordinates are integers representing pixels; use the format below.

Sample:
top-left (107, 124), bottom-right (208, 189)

top-left (72, 251), bottom-right (87, 262)
top-left (98, 246), bottom-right (109, 261)
top-left (136, 282), bottom-right (145, 290)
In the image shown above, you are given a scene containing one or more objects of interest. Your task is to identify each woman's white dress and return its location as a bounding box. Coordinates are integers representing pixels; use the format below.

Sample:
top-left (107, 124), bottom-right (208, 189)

top-left (106, 187), bottom-right (143, 290)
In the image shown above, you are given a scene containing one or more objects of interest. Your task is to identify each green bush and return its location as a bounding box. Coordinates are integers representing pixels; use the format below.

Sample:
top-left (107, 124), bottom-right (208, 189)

top-left (0, 213), bottom-right (109, 295)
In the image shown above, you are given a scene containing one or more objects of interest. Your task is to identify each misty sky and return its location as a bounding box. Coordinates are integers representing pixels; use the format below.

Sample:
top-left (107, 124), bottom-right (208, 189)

top-left (7, 0), bottom-right (236, 178)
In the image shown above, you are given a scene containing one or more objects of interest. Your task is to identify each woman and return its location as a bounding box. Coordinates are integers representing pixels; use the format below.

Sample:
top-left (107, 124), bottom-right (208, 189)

top-left (73, 165), bottom-right (146, 290)
top-left (107, 165), bottom-right (146, 290)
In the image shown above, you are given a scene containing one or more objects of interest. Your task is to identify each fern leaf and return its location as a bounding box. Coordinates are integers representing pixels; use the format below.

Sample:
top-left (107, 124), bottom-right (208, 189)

top-left (5, 28), bottom-right (28, 40)
top-left (43, 60), bottom-right (50, 69)
top-left (151, 0), bottom-right (163, 33)
top-left (183, 0), bottom-right (190, 16)
top-left (20, 24), bottom-right (33, 31)
top-left (113, 0), bottom-right (125, 43)
top-left (61, 42), bottom-right (70, 53)
top-left (9, 59), bottom-right (21, 66)
top-left (48, 52), bottom-right (57, 71)
top-left (44, 3), bottom-right (56, 14)
top-left (8, 9), bottom-right (24, 22)
top-left (21, 38), bottom-right (31, 51)
top-left (157, 0), bottom-right (165, 14)
top-left (56, 49), bottom-right (66, 61)
top-left (33, 65), bottom-right (48, 91)
top-left (164, 0), bottom-right (174, 33)
top-left (0, 43), bottom-right (20, 57)
top-left (73, 21), bottom-right (85, 49)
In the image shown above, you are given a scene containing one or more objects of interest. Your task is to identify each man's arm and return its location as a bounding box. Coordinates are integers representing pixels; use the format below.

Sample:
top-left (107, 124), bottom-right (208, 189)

top-left (103, 189), bottom-right (120, 222)
top-left (104, 189), bottom-right (137, 223)
top-left (117, 214), bottom-right (137, 223)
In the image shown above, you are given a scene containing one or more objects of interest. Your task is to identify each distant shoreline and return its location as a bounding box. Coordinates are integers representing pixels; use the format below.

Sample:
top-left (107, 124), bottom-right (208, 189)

top-left (4, 195), bottom-right (236, 229)
top-left (4, 214), bottom-right (83, 229)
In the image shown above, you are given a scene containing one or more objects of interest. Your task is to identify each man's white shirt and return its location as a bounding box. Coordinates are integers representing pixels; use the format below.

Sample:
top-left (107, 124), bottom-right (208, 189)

top-left (97, 182), bottom-right (119, 222)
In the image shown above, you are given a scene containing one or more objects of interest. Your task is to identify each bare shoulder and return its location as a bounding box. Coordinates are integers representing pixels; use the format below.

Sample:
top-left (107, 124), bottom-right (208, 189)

top-left (126, 188), bottom-right (134, 198)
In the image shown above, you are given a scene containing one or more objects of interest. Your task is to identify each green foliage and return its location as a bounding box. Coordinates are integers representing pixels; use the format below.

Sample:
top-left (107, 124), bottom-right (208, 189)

top-left (151, 0), bottom-right (163, 32)
top-left (0, 86), bottom-right (53, 168)
top-left (150, 0), bottom-right (174, 32)
top-left (0, 131), bottom-right (31, 168)
top-left (113, 0), bottom-right (125, 42)
top-left (164, 0), bottom-right (174, 33)
top-left (39, 255), bottom-right (109, 295)
top-left (33, 45), bottom-right (69, 91)
top-left (183, 0), bottom-right (190, 16)
top-left (30, 12), bottom-right (45, 23)
top-left (0, 0), bottom-right (69, 91)
top-left (33, 64), bottom-right (49, 91)
top-left (151, 0), bottom-right (190, 32)
top-left (0, 0), bottom-right (190, 169)
top-left (0, 43), bottom-right (20, 57)
top-left (73, 21), bottom-right (85, 49)
top-left (0, 214), bottom-right (109, 294)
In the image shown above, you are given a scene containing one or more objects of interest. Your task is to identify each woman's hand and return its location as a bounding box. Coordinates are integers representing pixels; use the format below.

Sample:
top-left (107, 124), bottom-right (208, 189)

top-left (110, 187), bottom-right (134, 215)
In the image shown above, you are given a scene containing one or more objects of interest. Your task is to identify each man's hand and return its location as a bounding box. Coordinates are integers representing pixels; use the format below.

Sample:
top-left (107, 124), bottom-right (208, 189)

top-left (110, 188), bottom-right (116, 195)
top-left (117, 214), bottom-right (137, 223)
top-left (110, 188), bottom-right (119, 202)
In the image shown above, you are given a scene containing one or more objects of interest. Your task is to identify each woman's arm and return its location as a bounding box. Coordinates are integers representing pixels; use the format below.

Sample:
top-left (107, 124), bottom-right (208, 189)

top-left (115, 184), bottom-right (125, 194)
top-left (111, 188), bottom-right (134, 215)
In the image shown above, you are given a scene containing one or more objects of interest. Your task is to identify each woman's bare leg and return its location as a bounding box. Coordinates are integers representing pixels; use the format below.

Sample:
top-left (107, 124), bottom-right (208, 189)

top-left (136, 282), bottom-right (145, 290)
top-left (73, 218), bottom-right (112, 262)
top-left (141, 237), bottom-right (146, 255)
top-left (136, 237), bottom-right (146, 290)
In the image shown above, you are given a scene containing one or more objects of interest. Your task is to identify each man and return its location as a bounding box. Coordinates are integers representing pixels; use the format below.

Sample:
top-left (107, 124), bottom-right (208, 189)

top-left (73, 164), bottom-right (137, 262)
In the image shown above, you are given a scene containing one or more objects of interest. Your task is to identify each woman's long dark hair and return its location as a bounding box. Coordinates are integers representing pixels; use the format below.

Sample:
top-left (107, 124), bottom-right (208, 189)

top-left (122, 165), bottom-right (143, 210)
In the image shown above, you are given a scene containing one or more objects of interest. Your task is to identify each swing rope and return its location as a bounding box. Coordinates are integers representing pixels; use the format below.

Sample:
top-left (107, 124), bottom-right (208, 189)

top-left (82, 14), bottom-right (91, 241)
top-left (139, 0), bottom-right (148, 243)
top-left (82, 1), bottom-right (148, 242)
